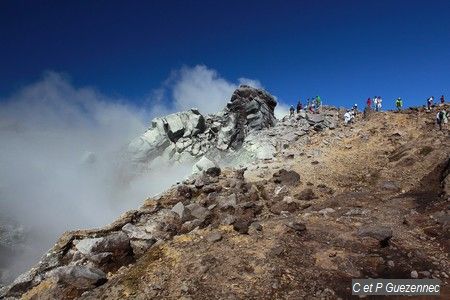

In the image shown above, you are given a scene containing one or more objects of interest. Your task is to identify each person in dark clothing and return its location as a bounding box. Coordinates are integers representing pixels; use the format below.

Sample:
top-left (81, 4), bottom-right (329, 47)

top-left (441, 95), bottom-right (445, 106)
top-left (289, 105), bottom-right (295, 117)
top-left (296, 100), bottom-right (303, 113)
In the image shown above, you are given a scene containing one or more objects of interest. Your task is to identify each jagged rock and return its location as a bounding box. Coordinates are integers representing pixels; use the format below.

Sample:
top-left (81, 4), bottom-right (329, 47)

top-left (205, 166), bottom-right (221, 177)
top-left (381, 181), bottom-right (401, 191)
top-left (144, 210), bottom-right (182, 239)
top-left (269, 200), bottom-right (300, 215)
top-left (47, 265), bottom-right (107, 289)
top-left (272, 169), bottom-right (301, 186)
top-left (128, 86), bottom-right (277, 166)
top-left (285, 221), bottom-right (307, 232)
top-left (3, 269), bottom-right (38, 297)
top-left (129, 240), bottom-right (157, 256)
top-left (219, 194), bottom-right (237, 210)
top-left (177, 184), bottom-right (193, 199)
top-left (122, 223), bottom-right (155, 240)
top-left (255, 144), bottom-right (276, 160)
top-left (206, 232), bottom-right (222, 243)
top-left (192, 156), bottom-right (216, 174)
top-left (186, 204), bottom-right (211, 224)
top-left (75, 232), bottom-right (130, 258)
top-left (306, 114), bottom-right (324, 124)
top-left (180, 219), bottom-right (202, 234)
top-left (357, 226), bottom-right (393, 246)
top-left (296, 188), bottom-right (317, 200)
top-left (233, 219), bottom-right (251, 234)
top-left (221, 214), bottom-right (236, 225)
top-left (171, 202), bottom-right (192, 222)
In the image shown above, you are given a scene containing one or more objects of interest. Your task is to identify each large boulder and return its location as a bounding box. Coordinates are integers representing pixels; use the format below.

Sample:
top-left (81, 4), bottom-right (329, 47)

top-left (74, 232), bottom-right (130, 258)
top-left (46, 266), bottom-right (106, 289)
top-left (128, 86), bottom-right (277, 166)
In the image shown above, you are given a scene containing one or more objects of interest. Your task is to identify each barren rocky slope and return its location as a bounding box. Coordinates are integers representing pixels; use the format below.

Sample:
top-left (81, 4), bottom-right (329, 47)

top-left (1, 97), bottom-right (449, 299)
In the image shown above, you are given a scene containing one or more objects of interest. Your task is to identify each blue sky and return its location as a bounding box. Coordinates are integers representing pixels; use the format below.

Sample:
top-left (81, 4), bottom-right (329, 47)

top-left (1, 0), bottom-right (449, 110)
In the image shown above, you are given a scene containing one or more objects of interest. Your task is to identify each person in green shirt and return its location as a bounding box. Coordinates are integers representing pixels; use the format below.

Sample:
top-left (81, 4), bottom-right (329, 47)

top-left (315, 96), bottom-right (322, 113)
top-left (395, 98), bottom-right (403, 111)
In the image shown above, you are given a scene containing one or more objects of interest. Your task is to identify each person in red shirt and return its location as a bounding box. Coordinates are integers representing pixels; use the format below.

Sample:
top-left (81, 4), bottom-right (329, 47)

top-left (366, 97), bottom-right (372, 109)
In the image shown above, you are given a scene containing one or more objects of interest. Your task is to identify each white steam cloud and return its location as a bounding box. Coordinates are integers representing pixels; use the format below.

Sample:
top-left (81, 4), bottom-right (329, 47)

top-left (155, 65), bottom-right (268, 115)
top-left (0, 66), bottom-right (273, 283)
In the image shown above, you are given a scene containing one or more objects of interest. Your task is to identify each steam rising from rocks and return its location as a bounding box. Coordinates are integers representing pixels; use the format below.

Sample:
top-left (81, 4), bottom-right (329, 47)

top-left (0, 66), bottom-right (270, 284)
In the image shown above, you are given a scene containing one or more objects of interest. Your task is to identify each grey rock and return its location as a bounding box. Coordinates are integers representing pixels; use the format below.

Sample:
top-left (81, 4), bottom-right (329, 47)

top-left (219, 194), bottom-right (237, 210)
top-left (306, 114), bottom-right (324, 124)
top-left (128, 86), bottom-right (277, 167)
top-left (192, 156), bottom-right (216, 174)
top-left (285, 221), bottom-right (307, 232)
top-left (357, 226), bottom-right (393, 246)
top-left (206, 232), bottom-right (222, 243)
top-left (233, 219), bottom-right (251, 234)
top-left (186, 203), bottom-right (211, 223)
top-left (47, 265), bottom-right (106, 289)
top-left (75, 232), bottom-right (130, 257)
top-left (130, 239), bottom-right (157, 256)
top-left (180, 219), bottom-right (202, 233)
top-left (171, 202), bottom-right (192, 222)
top-left (221, 215), bottom-right (236, 225)
top-left (250, 222), bottom-right (263, 231)
top-left (272, 169), bottom-right (301, 186)
top-left (122, 223), bottom-right (155, 240)
top-left (381, 181), bottom-right (401, 191)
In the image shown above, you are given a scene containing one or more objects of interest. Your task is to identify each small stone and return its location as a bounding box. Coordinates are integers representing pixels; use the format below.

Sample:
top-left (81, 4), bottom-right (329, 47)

top-left (250, 222), bottom-right (263, 231)
top-left (285, 221), bottom-right (307, 232)
top-left (206, 232), bottom-right (222, 243)
top-left (387, 260), bottom-right (395, 268)
top-left (318, 208), bottom-right (335, 215)
top-left (418, 271), bottom-right (431, 278)
top-left (411, 270), bottom-right (418, 279)
top-left (205, 167), bottom-right (221, 177)
top-left (357, 225), bottom-right (393, 247)
top-left (221, 215), bottom-right (236, 225)
top-left (233, 219), bottom-right (251, 234)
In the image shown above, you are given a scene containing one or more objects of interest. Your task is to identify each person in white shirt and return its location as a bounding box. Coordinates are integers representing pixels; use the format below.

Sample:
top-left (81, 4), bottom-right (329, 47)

top-left (344, 110), bottom-right (353, 125)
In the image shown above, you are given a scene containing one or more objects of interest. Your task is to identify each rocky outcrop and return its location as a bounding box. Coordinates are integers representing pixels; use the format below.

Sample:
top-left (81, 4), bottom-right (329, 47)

top-left (128, 85), bottom-right (277, 167)
top-left (0, 167), bottom-right (267, 299)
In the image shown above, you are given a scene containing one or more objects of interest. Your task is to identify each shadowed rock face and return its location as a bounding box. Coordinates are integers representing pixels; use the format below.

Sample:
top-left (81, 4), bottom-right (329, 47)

top-left (127, 85), bottom-right (278, 166)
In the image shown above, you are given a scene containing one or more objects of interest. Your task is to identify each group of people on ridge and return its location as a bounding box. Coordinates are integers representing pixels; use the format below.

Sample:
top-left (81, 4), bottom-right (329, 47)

top-left (366, 96), bottom-right (384, 112)
top-left (427, 95), bottom-right (446, 110)
top-left (287, 94), bottom-right (448, 130)
top-left (289, 96), bottom-right (322, 116)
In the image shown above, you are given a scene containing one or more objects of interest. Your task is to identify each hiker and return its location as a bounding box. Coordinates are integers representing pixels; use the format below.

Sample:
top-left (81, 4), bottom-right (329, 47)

top-left (296, 99), bottom-right (303, 113)
top-left (395, 97), bottom-right (403, 111)
top-left (376, 97), bottom-right (382, 112)
top-left (437, 109), bottom-right (448, 130)
top-left (309, 101), bottom-right (315, 113)
top-left (427, 96), bottom-right (434, 110)
top-left (440, 95), bottom-right (445, 106)
top-left (344, 110), bottom-right (354, 125)
top-left (315, 96), bottom-right (322, 113)
top-left (352, 104), bottom-right (358, 116)
top-left (366, 97), bottom-right (372, 109)
top-left (289, 105), bottom-right (295, 117)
